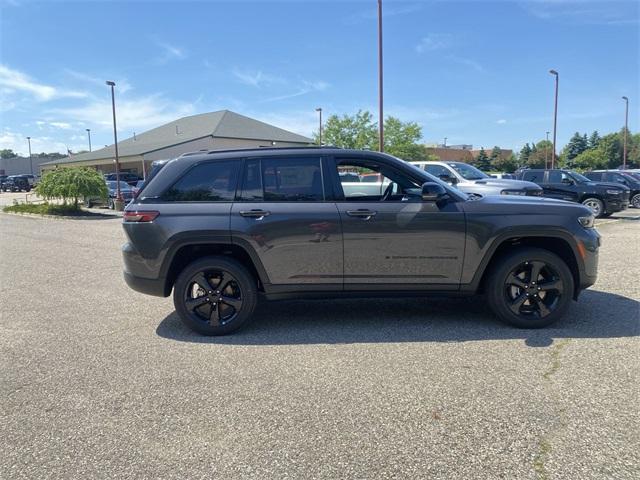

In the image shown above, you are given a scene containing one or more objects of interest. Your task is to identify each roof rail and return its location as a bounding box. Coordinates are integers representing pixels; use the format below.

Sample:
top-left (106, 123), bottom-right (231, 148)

top-left (177, 145), bottom-right (341, 158)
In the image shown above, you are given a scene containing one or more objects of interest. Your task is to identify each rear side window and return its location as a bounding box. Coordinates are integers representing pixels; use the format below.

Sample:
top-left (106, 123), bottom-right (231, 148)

top-left (163, 161), bottom-right (240, 202)
top-left (522, 171), bottom-right (544, 183)
top-left (240, 157), bottom-right (324, 201)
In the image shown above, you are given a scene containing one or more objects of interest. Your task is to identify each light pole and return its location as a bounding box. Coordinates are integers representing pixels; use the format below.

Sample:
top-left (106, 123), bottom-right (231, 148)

top-left (545, 131), bottom-right (550, 168)
top-left (106, 80), bottom-right (122, 206)
top-left (443, 137), bottom-right (447, 148)
top-left (622, 96), bottom-right (629, 169)
top-left (86, 128), bottom-right (92, 152)
top-left (549, 69), bottom-right (559, 169)
top-left (315, 107), bottom-right (322, 145)
top-left (26, 136), bottom-right (33, 175)
top-left (377, 0), bottom-right (384, 152)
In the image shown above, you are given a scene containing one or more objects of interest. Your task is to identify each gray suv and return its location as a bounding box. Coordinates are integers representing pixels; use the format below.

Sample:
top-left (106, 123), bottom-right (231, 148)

top-left (122, 148), bottom-right (600, 335)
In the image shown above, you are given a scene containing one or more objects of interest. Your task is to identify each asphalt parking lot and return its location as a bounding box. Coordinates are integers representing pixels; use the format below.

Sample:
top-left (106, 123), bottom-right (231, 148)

top-left (1, 205), bottom-right (638, 479)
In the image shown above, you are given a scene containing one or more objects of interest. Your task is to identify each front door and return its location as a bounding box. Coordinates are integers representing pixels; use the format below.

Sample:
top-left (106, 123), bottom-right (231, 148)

top-left (543, 171), bottom-right (579, 202)
top-left (331, 157), bottom-right (465, 287)
top-left (230, 156), bottom-right (342, 285)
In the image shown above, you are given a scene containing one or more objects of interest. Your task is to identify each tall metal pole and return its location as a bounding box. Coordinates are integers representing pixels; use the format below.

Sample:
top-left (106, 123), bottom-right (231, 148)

top-left (549, 70), bottom-right (559, 169)
top-left (86, 128), bottom-right (92, 152)
top-left (545, 131), bottom-right (550, 169)
top-left (26, 136), bottom-right (33, 175)
top-left (622, 96), bottom-right (629, 169)
top-left (106, 81), bottom-right (121, 202)
top-left (377, 0), bottom-right (384, 152)
top-left (315, 107), bottom-right (322, 145)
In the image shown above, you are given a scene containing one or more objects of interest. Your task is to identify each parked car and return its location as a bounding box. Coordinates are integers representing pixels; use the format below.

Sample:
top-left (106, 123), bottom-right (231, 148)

top-left (104, 172), bottom-right (141, 186)
top-left (584, 170), bottom-right (640, 208)
top-left (85, 180), bottom-right (134, 209)
top-left (515, 169), bottom-right (630, 218)
top-left (1, 175), bottom-right (32, 192)
top-left (410, 161), bottom-right (543, 197)
top-left (122, 147), bottom-right (600, 336)
top-left (132, 180), bottom-right (145, 198)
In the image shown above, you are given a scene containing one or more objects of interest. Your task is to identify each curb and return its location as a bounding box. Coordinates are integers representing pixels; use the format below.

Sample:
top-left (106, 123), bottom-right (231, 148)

top-left (1, 211), bottom-right (122, 221)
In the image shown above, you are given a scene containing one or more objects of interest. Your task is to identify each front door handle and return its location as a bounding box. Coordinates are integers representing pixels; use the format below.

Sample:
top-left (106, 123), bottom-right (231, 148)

top-left (239, 209), bottom-right (271, 219)
top-left (346, 209), bottom-right (377, 219)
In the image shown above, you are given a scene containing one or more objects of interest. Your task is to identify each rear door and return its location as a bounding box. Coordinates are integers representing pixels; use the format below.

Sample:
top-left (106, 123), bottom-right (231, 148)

top-left (331, 156), bottom-right (465, 287)
top-left (230, 155), bottom-right (342, 286)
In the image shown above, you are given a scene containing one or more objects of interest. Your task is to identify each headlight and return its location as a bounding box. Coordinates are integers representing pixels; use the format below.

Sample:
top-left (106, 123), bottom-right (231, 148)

top-left (500, 189), bottom-right (527, 196)
top-left (578, 215), bottom-right (595, 228)
top-left (606, 189), bottom-right (621, 195)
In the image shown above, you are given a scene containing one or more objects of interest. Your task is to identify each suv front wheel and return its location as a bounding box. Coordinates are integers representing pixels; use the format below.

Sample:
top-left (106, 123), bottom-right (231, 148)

top-left (486, 247), bottom-right (574, 328)
top-left (173, 256), bottom-right (258, 335)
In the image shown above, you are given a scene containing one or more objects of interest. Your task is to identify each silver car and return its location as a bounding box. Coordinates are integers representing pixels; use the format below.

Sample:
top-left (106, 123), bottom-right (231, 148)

top-left (410, 161), bottom-right (543, 197)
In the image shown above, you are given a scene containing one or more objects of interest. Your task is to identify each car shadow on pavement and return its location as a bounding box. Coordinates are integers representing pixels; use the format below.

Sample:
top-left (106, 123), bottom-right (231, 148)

top-left (155, 289), bottom-right (639, 347)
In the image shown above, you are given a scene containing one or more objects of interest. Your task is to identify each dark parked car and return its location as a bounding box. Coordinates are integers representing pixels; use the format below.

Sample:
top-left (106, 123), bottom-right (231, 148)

top-left (85, 180), bottom-right (134, 209)
top-left (515, 169), bottom-right (630, 218)
top-left (584, 170), bottom-right (640, 209)
top-left (104, 172), bottom-right (141, 186)
top-left (122, 147), bottom-right (600, 336)
top-left (1, 175), bottom-right (32, 192)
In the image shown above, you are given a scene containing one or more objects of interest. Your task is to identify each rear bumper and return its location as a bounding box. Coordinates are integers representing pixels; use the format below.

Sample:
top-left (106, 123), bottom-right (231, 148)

top-left (124, 271), bottom-right (167, 297)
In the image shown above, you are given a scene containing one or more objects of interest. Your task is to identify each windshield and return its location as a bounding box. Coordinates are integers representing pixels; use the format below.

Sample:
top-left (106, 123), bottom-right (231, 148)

top-left (448, 162), bottom-right (490, 180)
top-left (107, 181), bottom-right (131, 189)
top-left (568, 171), bottom-right (591, 183)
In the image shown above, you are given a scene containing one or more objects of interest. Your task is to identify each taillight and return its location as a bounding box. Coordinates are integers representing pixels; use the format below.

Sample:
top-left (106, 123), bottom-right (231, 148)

top-left (123, 211), bottom-right (159, 223)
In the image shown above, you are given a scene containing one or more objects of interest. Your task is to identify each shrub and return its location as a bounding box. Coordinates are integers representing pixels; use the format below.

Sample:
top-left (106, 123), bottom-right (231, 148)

top-left (36, 167), bottom-right (107, 208)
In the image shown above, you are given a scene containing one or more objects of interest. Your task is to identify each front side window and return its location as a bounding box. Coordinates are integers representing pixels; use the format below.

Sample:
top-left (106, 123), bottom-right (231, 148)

top-left (163, 161), bottom-right (240, 202)
top-left (336, 159), bottom-right (421, 201)
top-left (239, 157), bottom-right (324, 202)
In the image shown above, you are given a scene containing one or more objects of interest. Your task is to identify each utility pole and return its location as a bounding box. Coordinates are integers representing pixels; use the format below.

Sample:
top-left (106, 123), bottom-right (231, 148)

top-left (26, 136), bottom-right (33, 175)
top-left (549, 69), bottom-right (559, 169)
top-left (315, 107), bottom-right (323, 145)
top-left (86, 128), bottom-right (92, 152)
top-left (377, 0), bottom-right (384, 152)
top-left (106, 81), bottom-right (122, 206)
top-left (622, 96), bottom-right (629, 169)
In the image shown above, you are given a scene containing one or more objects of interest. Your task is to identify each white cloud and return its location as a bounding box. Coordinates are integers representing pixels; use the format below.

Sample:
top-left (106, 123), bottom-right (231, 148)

top-left (232, 68), bottom-right (285, 88)
top-left (416, 34), bottom-right (453, 54)
top-left (522, 0), bottom-right (639, 26)
top-left (447, 55), bottom-right (485, 72)
top-left (497, 119), bottom-right (507, 125)
top-left (51, 94), bottom-right (197, 131)
top-left (153, 40), bottom-right (187, 64)
top-left (0, 65), bottom-right (87, 101)
top-left (64, 69), bottom-right (133, 94)
top-left (0, 128), bottom-right (86, 156)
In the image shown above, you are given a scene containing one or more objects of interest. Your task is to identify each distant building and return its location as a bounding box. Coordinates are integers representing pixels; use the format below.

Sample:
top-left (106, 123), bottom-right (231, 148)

top-left (40, 110), bottom-right (312, 176)
top-left (425, 145), bottom-right (512, 164)
top-left (0, 155), bottom-right (63, 176)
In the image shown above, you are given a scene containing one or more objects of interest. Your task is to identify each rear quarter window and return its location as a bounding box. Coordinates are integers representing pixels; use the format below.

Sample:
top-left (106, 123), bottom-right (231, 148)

top-left (162, 161), bottom-right (240, 202)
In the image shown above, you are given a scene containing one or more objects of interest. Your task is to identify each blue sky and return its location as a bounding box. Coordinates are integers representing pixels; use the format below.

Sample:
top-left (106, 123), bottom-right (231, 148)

top-left (1, 0), bottom-right (638, 156)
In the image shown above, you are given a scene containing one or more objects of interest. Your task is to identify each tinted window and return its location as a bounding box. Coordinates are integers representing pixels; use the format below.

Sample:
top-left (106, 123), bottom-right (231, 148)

top-left (239, 157), bottom-right (324, 202)
top-left (522, 171), bottom-right (544, 183)
top-left (163, 161), bottom-right (239, 202)
top-left (424, 165), bottom-right (451, 178)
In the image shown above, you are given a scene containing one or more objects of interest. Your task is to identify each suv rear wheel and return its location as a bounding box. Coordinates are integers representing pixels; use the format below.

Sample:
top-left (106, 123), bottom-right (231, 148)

top-left (486, 247), bottom-right (574, 328)
top-left (173, 256), bottom-right (258, 335)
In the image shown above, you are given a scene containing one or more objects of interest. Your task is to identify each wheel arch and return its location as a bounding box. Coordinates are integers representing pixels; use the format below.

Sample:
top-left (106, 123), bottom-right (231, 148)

top-left (474, 235), bottom-right (581, 300)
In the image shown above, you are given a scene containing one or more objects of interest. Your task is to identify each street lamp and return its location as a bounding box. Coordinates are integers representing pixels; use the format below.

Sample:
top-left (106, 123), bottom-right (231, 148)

top-left (622, 96), bottom-right (629, 169)
top-left (86, 128), bottom-right (92, 152)
top-left (26, 136), bottom-right (33, 175)
top-left (106, 80), bottom-right (122, 207)
top-left (549, 69), bottom-right (559, 169)
top-left (377, 0), bottom-right (384, 152)
top-left (315, 107), bottom-right (322, 146)
top-left (545, 131), bottom-right (550, 168)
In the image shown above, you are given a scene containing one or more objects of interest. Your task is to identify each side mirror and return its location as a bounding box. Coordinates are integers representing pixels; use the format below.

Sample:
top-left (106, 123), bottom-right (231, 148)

top-left (422, 182), bottom-right (448, 202)
top-left (438, 174), bottom-right (458, 185)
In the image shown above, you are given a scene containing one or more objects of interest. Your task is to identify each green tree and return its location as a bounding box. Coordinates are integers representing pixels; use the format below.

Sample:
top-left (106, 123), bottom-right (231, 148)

top-left (519, 143), bottom-right (532, 164)
top-left (489, 146), bottom-right (502, 163)
top-left (588, 131), bottom-right (601, 149)
top-left (564, 132), bottom-right (588, 161)
top-left (316, 110), bottom-right (377, 150)
top-left (382, 116), bottom-right (428, 161)
top-left (0, 149), bottom-right (18, 159)
top-left (475, 148), bottom-right (491, 171)
top-left (36, 167), bottom-right (108, 209)
top-left (492, 152), bottom-right (519, 173)
top-left (572, 149), bottom-right (608, 171)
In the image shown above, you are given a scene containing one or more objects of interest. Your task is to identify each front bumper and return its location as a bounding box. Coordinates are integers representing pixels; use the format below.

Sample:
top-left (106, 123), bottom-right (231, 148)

top-left (604, 197), bottom-right (630, 213)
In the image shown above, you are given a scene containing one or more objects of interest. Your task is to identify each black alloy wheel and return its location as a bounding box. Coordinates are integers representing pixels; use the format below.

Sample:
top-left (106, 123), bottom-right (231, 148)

top-left (487, 247), bottom-right (574, 328)
top-left (184, 270), bottom-right (243, 327)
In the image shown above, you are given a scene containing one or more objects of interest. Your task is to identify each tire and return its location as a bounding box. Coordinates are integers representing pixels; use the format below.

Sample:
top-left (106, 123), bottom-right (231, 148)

top-left (108, 198), bottom-right (114, 209)
top-left (173, 256), bottom-right (258, 336)
top-left (486, 247), bottom-right (575, 329)
top-left (631, 193), bottom-right (640, 209)
top-left (84, 199), bottom-right (93, 208)
top-left (581, 197), bottom-right (604, 218)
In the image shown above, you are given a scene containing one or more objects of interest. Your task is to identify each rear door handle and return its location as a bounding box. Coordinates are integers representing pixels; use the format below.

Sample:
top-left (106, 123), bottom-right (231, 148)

top-left (239, 209), bottom-right (271, 218)
top-left (346, 209), bottom-right (377, 219)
